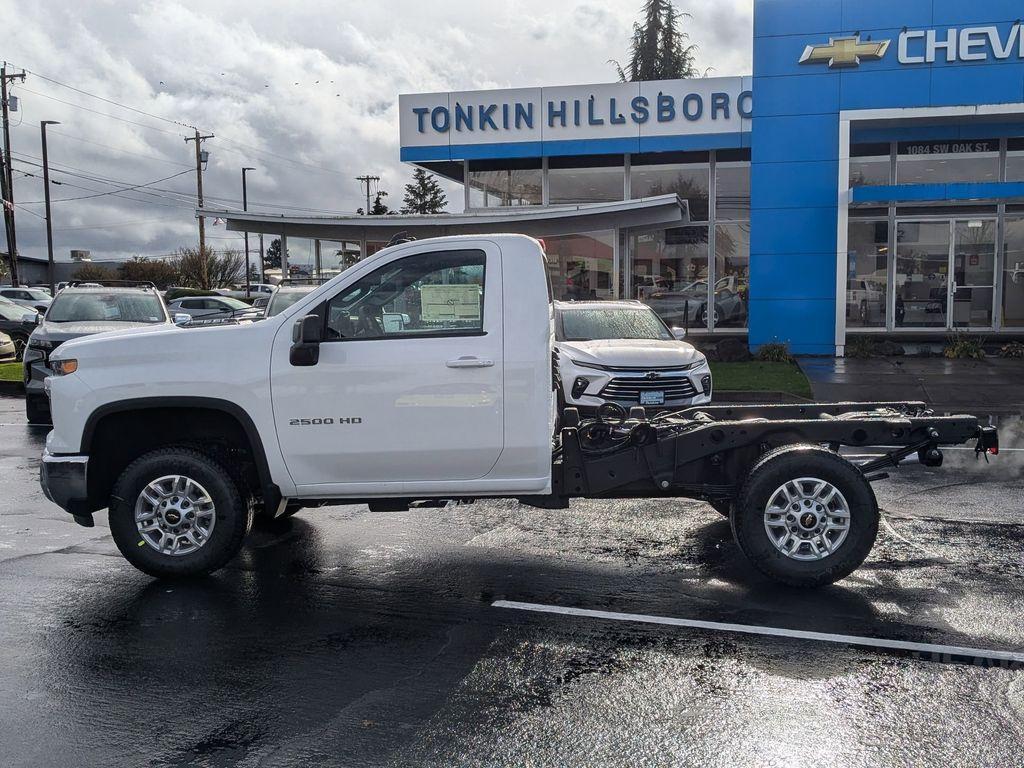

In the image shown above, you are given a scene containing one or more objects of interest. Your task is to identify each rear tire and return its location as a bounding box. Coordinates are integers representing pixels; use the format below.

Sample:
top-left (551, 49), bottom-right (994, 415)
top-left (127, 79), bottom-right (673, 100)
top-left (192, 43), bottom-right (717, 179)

top-left (108, 447), bottom-right (252, 578)
top-left (731, 445), bottom-right (878, 587)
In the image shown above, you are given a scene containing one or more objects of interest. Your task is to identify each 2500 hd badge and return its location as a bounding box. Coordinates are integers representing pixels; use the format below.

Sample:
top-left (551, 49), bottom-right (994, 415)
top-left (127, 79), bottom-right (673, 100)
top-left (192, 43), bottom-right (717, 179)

top-left (288, 417), bottom-right (363, 426)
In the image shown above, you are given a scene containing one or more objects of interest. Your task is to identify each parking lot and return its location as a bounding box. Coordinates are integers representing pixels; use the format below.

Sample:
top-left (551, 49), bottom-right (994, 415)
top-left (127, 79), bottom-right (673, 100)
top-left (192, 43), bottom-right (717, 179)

top-left (1, 393), bottom-right (1023, 767)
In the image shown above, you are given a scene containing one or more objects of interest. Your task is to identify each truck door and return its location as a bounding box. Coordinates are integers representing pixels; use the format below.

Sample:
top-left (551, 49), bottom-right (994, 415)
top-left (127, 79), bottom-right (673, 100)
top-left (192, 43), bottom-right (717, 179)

top-left (270, 242), bottom-right (504, 493)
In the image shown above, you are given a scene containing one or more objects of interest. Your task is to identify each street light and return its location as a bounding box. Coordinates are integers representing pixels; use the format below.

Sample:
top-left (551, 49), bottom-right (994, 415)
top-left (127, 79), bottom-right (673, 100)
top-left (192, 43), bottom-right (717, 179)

top-left (241, 166), bottom-right (255, 297)
top-left (40, 120), bottom-right (60, 295)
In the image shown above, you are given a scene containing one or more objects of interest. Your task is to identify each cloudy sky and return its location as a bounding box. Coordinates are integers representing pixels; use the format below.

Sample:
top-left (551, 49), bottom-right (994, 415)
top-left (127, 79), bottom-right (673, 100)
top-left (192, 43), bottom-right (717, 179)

top-left (1, 0), bottom-right (752, 266)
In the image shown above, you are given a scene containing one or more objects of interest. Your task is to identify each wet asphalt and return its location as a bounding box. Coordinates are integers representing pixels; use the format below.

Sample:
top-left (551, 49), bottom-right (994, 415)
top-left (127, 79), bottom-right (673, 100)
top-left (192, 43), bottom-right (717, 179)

top-left (1, 394), bottom-right (1023, 767)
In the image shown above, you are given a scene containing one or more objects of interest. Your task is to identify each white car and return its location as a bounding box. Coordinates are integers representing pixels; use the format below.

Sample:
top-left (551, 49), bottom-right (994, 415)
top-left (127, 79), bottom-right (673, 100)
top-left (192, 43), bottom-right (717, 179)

top-left (555, 300), bottom-right (712, 413)
top-left (167, 295), bottom-right (262, 322)
top-left (0, 287), bottom-right (52, 314)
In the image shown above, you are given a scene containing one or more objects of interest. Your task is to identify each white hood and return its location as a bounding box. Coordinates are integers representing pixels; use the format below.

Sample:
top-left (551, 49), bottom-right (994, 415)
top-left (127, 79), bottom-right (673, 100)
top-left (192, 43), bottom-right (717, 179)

top-left (557, 338), bottom-right (703, 369)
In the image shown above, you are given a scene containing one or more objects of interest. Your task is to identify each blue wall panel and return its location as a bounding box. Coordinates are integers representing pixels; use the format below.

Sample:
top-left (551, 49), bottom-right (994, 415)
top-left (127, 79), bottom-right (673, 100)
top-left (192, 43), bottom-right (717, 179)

top-left (754, 74), bottom-right (840, 117)
top-left (929, 64), bottom-right (1024, 108)
top-left (751, 252), bottom-right (837, 300)
top-left (750, 207), bottom-right (838, 256)
top-left (748, 299), bottom-right (837, 353)
top-left (841, 0), bottom-right (932, 32)
top-left (752, 115), bottom-right (839, 163)
top-left (754, 0), bottom-right (843, 38)
top-left (750, 160), bottom-right (839, 209)
top-left (839, 68), bottom-right (933, 111)
top-left (932, 0), bottom-right (1023, 25)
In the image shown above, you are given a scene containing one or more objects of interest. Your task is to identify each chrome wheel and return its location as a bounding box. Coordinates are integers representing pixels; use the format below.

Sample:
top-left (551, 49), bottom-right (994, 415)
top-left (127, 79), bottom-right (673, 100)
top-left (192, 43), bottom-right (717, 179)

top-left (763, 477), bottom-right (851, 561)
top-left (135, 475), bottom-right (216, 556)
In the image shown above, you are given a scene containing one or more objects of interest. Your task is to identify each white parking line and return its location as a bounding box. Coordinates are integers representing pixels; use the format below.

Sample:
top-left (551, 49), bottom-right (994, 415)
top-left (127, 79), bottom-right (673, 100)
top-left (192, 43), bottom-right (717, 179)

top-left (493, 600), bottom-right (1024, 665)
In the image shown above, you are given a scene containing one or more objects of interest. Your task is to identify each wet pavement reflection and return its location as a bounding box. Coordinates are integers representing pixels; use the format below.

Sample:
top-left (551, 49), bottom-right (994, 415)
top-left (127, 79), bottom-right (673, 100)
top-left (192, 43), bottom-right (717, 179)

top-left (1, 395), bottom-right (1023, 766)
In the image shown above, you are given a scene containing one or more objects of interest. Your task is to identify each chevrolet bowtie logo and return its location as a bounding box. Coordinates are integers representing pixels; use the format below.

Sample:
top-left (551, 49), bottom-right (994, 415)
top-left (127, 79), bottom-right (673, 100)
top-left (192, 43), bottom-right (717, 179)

top-left (799, 35), bottom-right (891, 69)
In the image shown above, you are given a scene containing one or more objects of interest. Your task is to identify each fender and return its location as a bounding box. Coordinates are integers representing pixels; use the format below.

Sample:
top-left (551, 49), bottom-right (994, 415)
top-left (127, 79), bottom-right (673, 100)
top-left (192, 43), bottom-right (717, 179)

top-left (80, 396), bottom-right (282, 510)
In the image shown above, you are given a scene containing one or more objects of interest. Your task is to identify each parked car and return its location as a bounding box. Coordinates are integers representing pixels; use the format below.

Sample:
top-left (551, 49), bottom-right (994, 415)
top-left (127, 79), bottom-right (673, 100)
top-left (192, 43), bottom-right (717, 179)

top-left (645, 277), bottom-right (746, 327)
top-left (0, 331), bottom-right (17, 363)
top-left (0, 286), bottom-right (52, 314)
top-left (216, 283), bottom-right (277, 300)
top-left (554, 300), bottom-right (712, 414)
top-left (264, 280), bottom-right (330, 317)
top-left (166, 295), bottom-right (263, 323)
top-left (0, 300), bottom-right (38, 360)
top-left (24, 282), bottom-right (177, 424)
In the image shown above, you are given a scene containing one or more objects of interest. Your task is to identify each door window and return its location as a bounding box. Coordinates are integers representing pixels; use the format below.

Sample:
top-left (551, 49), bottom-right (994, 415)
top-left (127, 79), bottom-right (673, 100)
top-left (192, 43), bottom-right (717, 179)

top-left (895, 221), bottom-right (950, 328)
top-left (952, 220), bottom-right (996, 329)
top-left (323, 249), bottom-right (485, 340)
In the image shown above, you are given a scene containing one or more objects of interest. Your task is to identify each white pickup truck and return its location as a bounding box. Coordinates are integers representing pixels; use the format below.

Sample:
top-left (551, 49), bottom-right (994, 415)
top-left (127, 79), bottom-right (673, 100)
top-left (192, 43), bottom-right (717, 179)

top-left (39, 235), bottom-right (998, 587)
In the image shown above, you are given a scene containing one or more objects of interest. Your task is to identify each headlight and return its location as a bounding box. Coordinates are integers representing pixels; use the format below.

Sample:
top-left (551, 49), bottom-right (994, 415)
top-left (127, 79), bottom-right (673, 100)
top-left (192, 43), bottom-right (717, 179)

top-left (51, 359), bottom-right (78, 376)
top-left (29, 338), bottom-right (56, 351)
top-left (692, 353), bottom-right (708, 368)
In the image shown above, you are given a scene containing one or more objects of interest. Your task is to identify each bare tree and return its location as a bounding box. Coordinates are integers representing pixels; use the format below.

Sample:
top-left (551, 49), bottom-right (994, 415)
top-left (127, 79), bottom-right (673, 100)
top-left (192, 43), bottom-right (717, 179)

top-left (171, 246), bottom-right (244, 290)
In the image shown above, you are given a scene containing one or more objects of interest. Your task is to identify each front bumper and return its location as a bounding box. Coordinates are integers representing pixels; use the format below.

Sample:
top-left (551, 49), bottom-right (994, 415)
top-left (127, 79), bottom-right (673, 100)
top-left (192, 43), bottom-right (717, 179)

top-left (40, 449), bottom-right (92, 525)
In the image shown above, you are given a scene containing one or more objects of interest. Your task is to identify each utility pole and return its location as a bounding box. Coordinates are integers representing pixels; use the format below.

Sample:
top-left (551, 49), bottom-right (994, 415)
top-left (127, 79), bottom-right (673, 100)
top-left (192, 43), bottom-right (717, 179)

top-left (40, 121), bottom-right (60, 295)
top-left (258, 233), bottom-right (265, 283)
top-left (355, 174), bottom-right (380, 215)
top-left (241, 166), bottom-right (255, 297)
top-left (1, 63), bottom-right (26, 286)
top-left (314, 239), bottom-right (322, 280)
top-left (184, 129), bottom-right (214, 252)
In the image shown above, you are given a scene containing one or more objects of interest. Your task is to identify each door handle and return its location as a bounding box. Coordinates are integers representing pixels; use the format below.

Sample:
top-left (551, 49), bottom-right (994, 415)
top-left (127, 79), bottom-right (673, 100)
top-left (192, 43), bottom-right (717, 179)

top-left (446, 356), bottom-right (494, 369)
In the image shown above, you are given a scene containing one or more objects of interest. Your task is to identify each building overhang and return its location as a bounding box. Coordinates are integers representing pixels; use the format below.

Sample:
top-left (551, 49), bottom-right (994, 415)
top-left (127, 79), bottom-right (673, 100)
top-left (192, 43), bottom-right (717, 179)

top-left (199, 194), bottom-right (689, 240)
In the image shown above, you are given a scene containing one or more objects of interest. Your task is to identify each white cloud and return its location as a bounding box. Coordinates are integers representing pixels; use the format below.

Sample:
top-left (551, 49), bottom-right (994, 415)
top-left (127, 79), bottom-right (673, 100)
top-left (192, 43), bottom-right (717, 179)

top-left (1, 0), bottom-right (752, 263)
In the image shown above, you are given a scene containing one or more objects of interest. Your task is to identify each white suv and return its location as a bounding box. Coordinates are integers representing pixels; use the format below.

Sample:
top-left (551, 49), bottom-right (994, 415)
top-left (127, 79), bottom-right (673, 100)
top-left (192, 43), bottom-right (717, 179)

top-left (554, 300), bottom-right (712, 414)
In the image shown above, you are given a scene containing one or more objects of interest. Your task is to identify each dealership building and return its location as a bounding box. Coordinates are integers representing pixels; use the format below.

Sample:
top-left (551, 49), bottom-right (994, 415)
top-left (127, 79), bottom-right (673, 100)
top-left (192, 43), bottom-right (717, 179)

top-left (212, 0), bottom-right (1024, 354)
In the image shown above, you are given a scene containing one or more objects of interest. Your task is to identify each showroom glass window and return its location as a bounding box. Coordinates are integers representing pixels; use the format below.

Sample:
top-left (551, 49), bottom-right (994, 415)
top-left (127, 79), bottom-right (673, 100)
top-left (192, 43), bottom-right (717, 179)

top-left (630, 226), bottom-right (710, 327)
top-left (322, 250), bottom-right (486, 340)
top-left (548, 154), bottom-right (625, 205)
top-left (846, 220), bottom-right (890, 328)
top-left (715, 149), bottom-right (750, 221)
top-left (543, 231), bottom-right (615, 301)
top-left (1002, 217), bottom-right (1024, 327)
top-left (850, 143), bottom-right (892, 187)
top-left (1004, 138), bottom-right (1024, 182)
top-left (713, 221), bottom-right (750, 329)
top-left (630, 151), bottom-right (710, 221)
top-left (896, 140), bottom-right (1000, 185)
top-left (467, 158), bottom-right (542, 207)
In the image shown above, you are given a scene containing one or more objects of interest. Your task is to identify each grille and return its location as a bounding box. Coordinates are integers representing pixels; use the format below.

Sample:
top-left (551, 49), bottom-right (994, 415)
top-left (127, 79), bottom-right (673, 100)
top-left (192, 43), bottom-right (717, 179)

top-left (601, 376), bottom-right (697, 402)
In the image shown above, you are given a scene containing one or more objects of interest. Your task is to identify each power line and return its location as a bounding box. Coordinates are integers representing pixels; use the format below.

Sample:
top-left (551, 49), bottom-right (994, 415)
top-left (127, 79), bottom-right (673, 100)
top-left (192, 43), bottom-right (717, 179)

top-left (10, 120), bottom-right (192, 168)
top-left (20, 168), bottom-right (193, 204)
top-left (15, 86), bottom-right (189, 137)
top-left (8, 64), bottom-right (197, 130)
top-left (53, 215), bottom-right (186, 232)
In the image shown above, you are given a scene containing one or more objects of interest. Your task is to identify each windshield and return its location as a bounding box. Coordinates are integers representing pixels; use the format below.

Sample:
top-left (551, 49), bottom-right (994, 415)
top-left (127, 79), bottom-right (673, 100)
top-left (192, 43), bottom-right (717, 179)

top-left (558, 307), bottom-right (672, 342)
top-left (218, 297), bottom-right (252, 311)
top-left (0, 302), bottom-right (30, 321)
top-left (267, 290), bottom-right (313, 317)
top-left (47, 292), bottom-right (166, 323)
top-left (25, 289), bottom-right (51, 301)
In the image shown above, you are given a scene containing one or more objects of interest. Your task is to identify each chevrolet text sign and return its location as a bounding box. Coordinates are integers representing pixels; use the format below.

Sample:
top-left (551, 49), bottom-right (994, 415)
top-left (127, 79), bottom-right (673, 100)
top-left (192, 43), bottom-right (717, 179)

top-left (898, 25), bottom-right (1024, 64)
top-left (802, 25), bottom-right (1024, 69)
top-left (399, 76), bottom-right (752, 158)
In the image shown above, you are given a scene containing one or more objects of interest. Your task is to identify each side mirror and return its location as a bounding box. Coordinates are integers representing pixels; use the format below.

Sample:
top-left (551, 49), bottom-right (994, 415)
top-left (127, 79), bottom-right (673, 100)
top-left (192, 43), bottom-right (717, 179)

top-left (290, 314), bottom-right (322, 367)
top-left (173, 313), bottom-right (191, 326)
top-left (22, 313), bottom-right (40, 325)
top-left (671, 327), bottom-right (687, 340)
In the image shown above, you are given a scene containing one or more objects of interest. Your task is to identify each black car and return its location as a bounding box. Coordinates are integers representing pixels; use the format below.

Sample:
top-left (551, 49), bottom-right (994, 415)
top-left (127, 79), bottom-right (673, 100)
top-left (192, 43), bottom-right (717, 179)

top-left (0, 298), bottom-right (38, 361)
top-left (24, 282), bottom-right (174, 424)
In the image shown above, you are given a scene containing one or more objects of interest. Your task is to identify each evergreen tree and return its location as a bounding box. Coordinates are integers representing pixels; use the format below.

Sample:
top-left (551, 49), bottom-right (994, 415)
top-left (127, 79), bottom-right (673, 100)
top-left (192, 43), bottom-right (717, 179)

top-left (612, 0), bottom-right (700, 82)
top-left (264, 238), bottom-right (284, 269)
top-left (401, 168), bottom-right (448, 214)
top-left (358, 191), bottom-right (392, 216)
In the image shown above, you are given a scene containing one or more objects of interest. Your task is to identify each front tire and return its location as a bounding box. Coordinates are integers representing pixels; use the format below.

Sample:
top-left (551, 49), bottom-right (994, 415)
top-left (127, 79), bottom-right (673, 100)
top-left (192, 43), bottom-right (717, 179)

top-left (108, 447), bottom-right (252, 578)
top-left (731, 445), bottom-right (878, 587)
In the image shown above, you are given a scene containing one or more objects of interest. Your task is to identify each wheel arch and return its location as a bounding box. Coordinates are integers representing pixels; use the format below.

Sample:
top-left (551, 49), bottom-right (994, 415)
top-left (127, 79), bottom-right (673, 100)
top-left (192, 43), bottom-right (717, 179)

top-left (81, 397), bottom-right (281, 514)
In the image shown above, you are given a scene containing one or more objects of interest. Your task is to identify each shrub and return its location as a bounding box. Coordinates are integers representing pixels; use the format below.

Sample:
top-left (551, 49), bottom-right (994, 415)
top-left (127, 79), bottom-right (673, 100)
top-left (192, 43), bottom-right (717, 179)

top-left (943, 334), bottom-right (986, 360)
top-left (998, 341), bottom-right (1024, 359)
top-left (756, 342), bottom-right (795, 363)
top-left (845, 336), bottom-right (877, 359)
